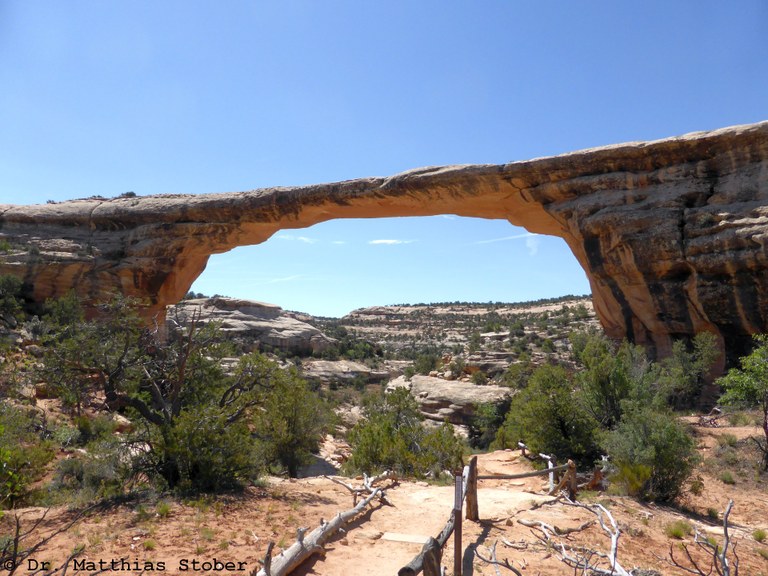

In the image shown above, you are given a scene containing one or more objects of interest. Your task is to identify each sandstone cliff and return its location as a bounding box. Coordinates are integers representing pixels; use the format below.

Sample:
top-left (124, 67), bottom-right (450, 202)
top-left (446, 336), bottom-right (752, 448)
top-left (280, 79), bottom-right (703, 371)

top-left (1, 121), bottom-right (767, 367)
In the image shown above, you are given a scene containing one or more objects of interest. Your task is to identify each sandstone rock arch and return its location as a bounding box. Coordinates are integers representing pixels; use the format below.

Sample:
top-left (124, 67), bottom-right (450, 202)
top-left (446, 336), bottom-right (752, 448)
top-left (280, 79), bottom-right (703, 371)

top-left (1, 121), bottom-right (767, 367)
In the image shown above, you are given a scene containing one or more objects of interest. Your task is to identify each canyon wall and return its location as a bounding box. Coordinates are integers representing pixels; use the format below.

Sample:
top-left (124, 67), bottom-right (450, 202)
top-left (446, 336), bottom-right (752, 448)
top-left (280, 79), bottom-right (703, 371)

top-left (1, 121), bottom-right (767, 366)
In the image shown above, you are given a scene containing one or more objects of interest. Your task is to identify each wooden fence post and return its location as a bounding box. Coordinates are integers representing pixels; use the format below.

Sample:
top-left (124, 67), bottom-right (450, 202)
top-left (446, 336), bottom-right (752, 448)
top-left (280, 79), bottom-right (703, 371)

top-left (454, 474), bottom-right (463, 576)
top-left (465, 456), bottom-right (478, 522)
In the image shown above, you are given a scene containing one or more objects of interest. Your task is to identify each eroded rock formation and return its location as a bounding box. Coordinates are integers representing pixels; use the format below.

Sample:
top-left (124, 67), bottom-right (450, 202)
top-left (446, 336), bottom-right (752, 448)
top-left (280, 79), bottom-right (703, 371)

top-left (172, 297), bottom-right (336, 356)
top-left (1, 122), bottom-right (767, 366)
top-left (387, 375), bottom-right (512, 426)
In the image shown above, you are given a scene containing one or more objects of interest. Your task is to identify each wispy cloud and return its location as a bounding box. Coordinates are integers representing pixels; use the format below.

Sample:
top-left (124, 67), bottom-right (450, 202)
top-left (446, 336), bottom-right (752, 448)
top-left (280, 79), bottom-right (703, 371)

top-left (440, 215), bottom-right (458, 220)
top-left (275, 234), bottom-right (317, 244)
top-left (331, 240), bottom-right (346, 245)
top-left (525, 235), bottom-right (541, 256)
top-left (368, 239), bottom-right (416, 245)
top-left (473, 232), bottom-right (536, 245)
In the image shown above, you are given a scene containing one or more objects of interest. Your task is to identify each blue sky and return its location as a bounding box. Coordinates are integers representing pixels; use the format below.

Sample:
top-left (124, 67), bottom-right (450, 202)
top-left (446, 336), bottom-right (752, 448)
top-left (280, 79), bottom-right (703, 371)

top-left (2, 2), bottom-right (767, 316)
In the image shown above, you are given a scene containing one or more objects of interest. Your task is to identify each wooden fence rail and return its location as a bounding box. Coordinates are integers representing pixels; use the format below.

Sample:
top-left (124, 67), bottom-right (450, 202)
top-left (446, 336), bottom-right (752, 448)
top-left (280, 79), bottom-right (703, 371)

top-left (397, 448), bottom-right (582, 575)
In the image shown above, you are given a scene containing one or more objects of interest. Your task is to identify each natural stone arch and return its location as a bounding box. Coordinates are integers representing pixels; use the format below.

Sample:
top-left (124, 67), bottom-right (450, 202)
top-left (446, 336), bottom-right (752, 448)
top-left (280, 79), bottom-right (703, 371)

top-left (1, 121), bottom-right (767, 369)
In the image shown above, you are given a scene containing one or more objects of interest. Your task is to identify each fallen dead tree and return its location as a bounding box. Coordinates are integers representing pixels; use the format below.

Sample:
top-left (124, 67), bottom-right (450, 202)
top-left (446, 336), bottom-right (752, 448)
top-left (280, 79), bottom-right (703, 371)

top-left (251, 471), bottom-right (396, 576)
top-left (511, 496), bottom-right (632, 576)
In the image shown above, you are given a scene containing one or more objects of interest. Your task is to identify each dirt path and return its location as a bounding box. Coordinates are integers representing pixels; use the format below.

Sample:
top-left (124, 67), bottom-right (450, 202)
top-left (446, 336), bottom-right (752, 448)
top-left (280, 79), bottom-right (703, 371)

top-left (6, 436), bottom-right (768, 576)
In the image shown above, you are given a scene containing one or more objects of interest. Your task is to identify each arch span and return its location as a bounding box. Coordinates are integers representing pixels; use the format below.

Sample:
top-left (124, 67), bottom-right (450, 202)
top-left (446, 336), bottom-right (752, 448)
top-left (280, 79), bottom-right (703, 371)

top-left (1, 121), bottom-right (767, 365)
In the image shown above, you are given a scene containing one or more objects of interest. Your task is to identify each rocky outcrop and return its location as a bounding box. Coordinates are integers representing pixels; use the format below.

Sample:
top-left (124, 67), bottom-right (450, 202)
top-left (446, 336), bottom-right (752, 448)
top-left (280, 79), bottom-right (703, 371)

top-left (300, 359), bottom-right (391, 386)
top-left (1, 122), bottom-right (768, 367)
top-left (387, 375), bottom-right (512, 426)
top-left (173, 297), bottom-right (335, 356)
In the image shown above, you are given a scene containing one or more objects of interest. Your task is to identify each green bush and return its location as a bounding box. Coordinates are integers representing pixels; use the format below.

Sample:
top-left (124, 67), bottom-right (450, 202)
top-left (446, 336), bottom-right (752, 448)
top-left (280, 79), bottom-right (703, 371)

top-left (658, 332), bottom-right (719, 410)
top-left (601, 406), bottom-right (698, 502)
top-left (664, 519), bottom-right (693, 539)
top-left (468, 400), bottom-right (511, 450)
top-left (346, 387), bottom-right (463, 478)
top-left (719, 470), bottom-right (736, 485)
top-left (0, 274), bottom-right (24, 326)
top-left (53, 439), bottom-right (125, 501)
top-left (493, 364), bottom-right (600, 465)
top-left (0, 404), bottom-right (55, 507)
top-left (39, 294), bottom-right (328, 493)
top-left (151, 407), bottom-right (260, 492)
top-left (252, 362), bottom-right (329, 477)
top-left (718, 334), bottom-right (768, 469)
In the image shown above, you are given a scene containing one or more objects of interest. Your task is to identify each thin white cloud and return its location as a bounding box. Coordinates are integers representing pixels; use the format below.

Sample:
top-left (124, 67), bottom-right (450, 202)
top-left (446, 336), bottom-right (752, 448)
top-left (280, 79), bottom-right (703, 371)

top-left (275, 234), bottom-right (317, 244)
top-left (440, 214), bottom-right (458, 220)
top-left (473, 232), bottom-right (536, 245)
top-left (525, 235), bottom-right (541, 256)
top-left (368, 239), bottom-right (416, 245)
top-left (331, 240), bottom-right (346, 245)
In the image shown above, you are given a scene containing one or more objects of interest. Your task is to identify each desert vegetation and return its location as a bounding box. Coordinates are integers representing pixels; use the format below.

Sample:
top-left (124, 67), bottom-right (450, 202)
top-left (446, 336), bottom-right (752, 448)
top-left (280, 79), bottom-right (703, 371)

top-left (2, 280), bottom-right (768, 574)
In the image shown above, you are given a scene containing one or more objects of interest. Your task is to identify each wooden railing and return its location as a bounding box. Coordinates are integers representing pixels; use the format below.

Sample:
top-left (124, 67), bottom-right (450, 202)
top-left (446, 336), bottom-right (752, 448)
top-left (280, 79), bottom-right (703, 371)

top-left (397, 447), bottom-right (580, 576)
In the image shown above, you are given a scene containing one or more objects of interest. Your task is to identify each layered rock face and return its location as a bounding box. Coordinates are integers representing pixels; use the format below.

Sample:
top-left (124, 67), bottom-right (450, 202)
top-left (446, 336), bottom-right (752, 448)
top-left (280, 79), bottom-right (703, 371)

top-left (387, 375), bottom-right (512, 426)
top-left (1, 122), bottom-right (767, 366)
top-left (172, 297), bottom-right (335, 356)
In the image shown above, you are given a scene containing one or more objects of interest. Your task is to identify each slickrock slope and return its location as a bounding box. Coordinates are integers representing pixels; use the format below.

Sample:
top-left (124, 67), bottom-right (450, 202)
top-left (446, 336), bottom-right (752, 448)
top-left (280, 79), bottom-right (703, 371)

top-left (1, 122), bottom-right (767, 366)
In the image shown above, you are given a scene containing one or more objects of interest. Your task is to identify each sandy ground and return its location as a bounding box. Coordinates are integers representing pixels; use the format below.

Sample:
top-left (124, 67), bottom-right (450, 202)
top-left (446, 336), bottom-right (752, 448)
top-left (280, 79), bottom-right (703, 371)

top-left (4, 425), bottom-right (768, 576)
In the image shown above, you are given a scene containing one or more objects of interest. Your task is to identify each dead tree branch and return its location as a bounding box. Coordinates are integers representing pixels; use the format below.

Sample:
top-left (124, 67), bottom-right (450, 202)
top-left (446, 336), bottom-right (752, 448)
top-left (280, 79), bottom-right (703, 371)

top-left (251, 473), bottom-right (394, 576)
top-left (474, 541), bottom-right (523, 576)
top-left (522, 497), bottom-right (632, 576)
top-left (667, 499), bottom-right (739, 576)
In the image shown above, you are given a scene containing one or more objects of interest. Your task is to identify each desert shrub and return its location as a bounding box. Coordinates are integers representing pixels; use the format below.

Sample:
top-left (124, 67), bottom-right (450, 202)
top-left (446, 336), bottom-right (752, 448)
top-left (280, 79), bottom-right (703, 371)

top-left (664, 519), bottom-right (693, 539)
top-left (718, 334), bottom-right (768, 469)
top-left (716, 433), bottom-right (738, 448)
top-left (499, 357), bottom-right (534, 389)
top-left (688, 475), bottom-right (704, 496)
top-left (601, 406), bottom-right (698, 502)
top-left (449, 356), bottom-right (466, 378)
top-left (572, 332), bottom-right (658, 429)
top-left (346, 387), bottom-right (463, 477)
top-left (0, 404), bottom-right (55, 507)
top-left (150, 407), bottom-right (260, 492)
top-left (252, 362), bottom-right (329, 477)
top-left (468, 400), bottom-right (511, 450)
top-left (719, 470), bottom-right (736, 485)
top-left (53, 438), bottom-right (125, 500)
top-left (73, 414), bottom-right (116, 445)
top-left (413, 352), bottom-right (440, 376)
top-left (39, 294), bottom-right (328, 492)
top-left (0, 274), bottom-right (24, 326)
top-left (608, 463), bottom-right (652, 498)
top-left (753, 528), bottom-right (767, 543)
top-left (470, 371), bottom-right (488, 385)
top-left (657, 331), bottom-right (719, 409)
top-left (493, 364), bottom-right (600, 465)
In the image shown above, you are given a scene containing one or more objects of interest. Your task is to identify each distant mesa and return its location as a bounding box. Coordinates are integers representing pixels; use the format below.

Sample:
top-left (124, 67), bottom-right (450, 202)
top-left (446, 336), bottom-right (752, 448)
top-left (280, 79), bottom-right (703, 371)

top-left (1, 121), bottom-right (768, 370)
